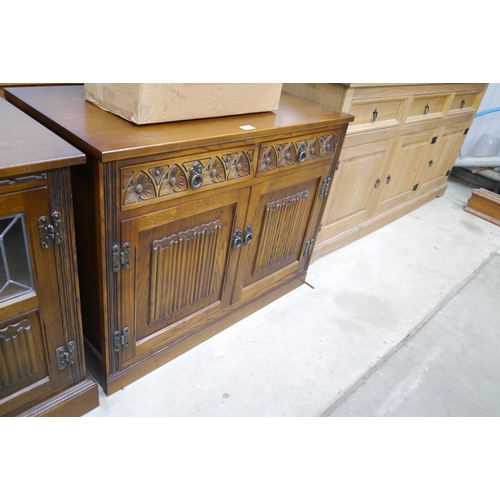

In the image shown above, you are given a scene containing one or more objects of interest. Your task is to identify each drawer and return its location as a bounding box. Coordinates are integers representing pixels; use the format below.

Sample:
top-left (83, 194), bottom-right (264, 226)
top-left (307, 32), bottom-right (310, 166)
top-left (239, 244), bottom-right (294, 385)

top-left (256, 130), bottom-right (342, 176)
top-left (407, 93), bottom-right (450, 122)
top-left (348, 97), bottom-right (407, 133)
top-left (449, 91), bottom-right (483, 114)
top-left (120, 144), bottom-right (257, 210)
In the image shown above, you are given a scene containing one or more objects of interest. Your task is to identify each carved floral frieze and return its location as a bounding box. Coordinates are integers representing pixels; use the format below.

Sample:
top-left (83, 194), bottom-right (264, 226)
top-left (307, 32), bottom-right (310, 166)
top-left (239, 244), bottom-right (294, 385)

top-left (258, 133), bottom-right (340, 173)
top-left (122, 149), bottom-right (254, 206)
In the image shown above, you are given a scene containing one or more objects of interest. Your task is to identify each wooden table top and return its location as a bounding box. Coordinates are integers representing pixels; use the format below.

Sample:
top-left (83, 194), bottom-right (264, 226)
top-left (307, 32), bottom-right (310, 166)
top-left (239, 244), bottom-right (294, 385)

top-left (0, 97), bottom-right (85, 177)
top-left (5, 85), bottom-right (353, 163)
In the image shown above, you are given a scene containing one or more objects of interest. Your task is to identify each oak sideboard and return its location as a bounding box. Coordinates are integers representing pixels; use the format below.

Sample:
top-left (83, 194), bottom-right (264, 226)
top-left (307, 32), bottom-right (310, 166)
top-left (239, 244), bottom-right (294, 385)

top-left (5, 85), bottom-right (353, 395)
top-left (0, 97), bottom-right (99, 416)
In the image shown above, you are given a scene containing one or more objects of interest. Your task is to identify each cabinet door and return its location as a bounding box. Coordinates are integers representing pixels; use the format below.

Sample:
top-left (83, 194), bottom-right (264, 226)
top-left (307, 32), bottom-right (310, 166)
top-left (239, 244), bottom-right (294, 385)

top-left (233, 164), bottom-right (329, 304)
top-left (417, 122), bottom-right (469, 193)
top-left (319, 138), bottom-right (393, 240)
top-left (0, 188), bottom-right (70, 416)
top-left (375, 129), bottom-right (437, 215)
top-left (118, 189), bottom-right (249, 368)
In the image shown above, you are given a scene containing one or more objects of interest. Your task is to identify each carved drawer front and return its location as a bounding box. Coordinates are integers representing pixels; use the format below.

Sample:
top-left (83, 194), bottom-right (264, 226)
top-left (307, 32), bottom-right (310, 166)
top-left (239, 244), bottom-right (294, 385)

top-left (120, 145), bottom-right (257, 210)
top-left (348, 97), bottom-right (407, 133)
top-left (407, 93), bottom-right (450, 122)
top-left (449, 91), bottom-right (483, 114)
top-left (257, 131), bottom-right (341, 176)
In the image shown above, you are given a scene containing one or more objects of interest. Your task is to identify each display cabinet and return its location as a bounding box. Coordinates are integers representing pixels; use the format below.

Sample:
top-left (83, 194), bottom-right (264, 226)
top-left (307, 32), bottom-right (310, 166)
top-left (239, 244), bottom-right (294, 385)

top-left (0, 97), bottom-right (99, 416)
top-left (283, 83), bottom-right (488, 260)
top-left (5, 85), bottom-right (353, 395)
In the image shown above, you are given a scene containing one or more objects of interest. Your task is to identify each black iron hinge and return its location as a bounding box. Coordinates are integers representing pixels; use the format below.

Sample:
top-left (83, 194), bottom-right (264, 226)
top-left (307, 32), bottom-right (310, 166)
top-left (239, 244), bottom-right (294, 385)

top-left (112, 242), bottom-right (131, 272)
top-left (303, 239), bottom-right (315, 257)
top-left (113, 327), bottom-right (130, 352)
top-left (56, 341), bottom-right (76, 371)
top-left (320, 177), bottom-right (332, 198)
top-left (38, 211), bottom-right (63, 249)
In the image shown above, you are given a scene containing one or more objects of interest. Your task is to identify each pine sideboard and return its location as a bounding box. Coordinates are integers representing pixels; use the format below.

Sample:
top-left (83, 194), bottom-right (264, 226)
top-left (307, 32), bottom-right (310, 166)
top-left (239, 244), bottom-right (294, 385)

top-left (283, 83), bottom-right (488, 261)
top-left (0, 97), bottom-right (99, 416)
top-left (5, 85), bottom-right (353, 395)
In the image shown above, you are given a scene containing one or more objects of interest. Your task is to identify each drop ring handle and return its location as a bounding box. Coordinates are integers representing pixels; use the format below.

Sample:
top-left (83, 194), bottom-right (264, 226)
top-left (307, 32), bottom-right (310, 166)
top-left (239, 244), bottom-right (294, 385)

top-left (189, 163), bottom-right (203, 190)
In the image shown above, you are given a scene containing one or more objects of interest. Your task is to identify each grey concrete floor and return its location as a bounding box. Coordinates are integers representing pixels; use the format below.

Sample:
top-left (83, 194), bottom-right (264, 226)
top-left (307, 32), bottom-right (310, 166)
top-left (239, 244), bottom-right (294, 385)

top-left (83, 176), bottom-right (500, 417)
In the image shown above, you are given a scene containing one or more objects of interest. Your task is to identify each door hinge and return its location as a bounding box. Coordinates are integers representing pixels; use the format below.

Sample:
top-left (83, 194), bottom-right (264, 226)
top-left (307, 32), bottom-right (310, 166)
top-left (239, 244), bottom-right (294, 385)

top-left (112, 242), bottom-right (131, 272)
top-left (320, 177), bottom-right (332, 198)
top-left (464, 128), bottom-right (469, 135)
top-left (303, 238), bottom-right (315, 257)
top-left (55, 341), bottom-right (76, 371)
top-left (38, 211), bottom-right (63, 249)
top-left (113, 327), bottom-right (130, 352)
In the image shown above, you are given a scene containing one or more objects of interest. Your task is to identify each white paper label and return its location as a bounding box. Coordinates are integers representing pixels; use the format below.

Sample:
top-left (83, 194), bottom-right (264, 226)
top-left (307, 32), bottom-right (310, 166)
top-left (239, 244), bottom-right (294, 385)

top-left (240, 125), bottom-right (256, 130)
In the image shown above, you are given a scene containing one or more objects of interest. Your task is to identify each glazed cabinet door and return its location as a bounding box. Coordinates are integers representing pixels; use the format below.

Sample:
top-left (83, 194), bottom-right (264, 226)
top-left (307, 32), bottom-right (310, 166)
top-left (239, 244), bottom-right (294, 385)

top-left (0, 187), bottom-right (71, 416)
top-left (117, 188), bottom-right (250, 369)
top-left (233, 163), bottom-right (330, 304)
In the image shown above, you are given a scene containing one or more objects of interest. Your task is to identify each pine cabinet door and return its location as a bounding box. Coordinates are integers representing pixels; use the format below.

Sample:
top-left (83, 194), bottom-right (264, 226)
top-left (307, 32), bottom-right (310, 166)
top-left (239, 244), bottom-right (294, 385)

top-left (117, 189), bottom-right (249, 368)
top-left (319, 138), bottom-right (394, 238)
top-left (0, 188), bottom-right (71, 416)
top-left (375, 129), bottom-right (437, 215)
top-left (417, 122), bottom-right (469, 192)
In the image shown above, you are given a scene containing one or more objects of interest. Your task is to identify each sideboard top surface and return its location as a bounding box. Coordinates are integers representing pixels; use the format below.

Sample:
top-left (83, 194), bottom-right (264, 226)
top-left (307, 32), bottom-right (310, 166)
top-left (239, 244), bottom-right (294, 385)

top-left (0, 97), bottom-right (85, 174)
top-left (5, 85), bottom-right (354, 163)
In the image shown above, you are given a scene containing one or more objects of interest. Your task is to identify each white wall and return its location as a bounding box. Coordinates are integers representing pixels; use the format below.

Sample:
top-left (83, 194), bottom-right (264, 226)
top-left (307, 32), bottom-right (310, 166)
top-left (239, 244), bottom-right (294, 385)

top-left (460, 83), bottom-right (500, 156)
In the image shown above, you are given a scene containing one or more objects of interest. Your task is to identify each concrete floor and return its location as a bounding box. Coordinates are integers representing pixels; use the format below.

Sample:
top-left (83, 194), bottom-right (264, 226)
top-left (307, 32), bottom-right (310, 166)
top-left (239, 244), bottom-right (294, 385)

top-left (83, 176), bottom-right (500, 417)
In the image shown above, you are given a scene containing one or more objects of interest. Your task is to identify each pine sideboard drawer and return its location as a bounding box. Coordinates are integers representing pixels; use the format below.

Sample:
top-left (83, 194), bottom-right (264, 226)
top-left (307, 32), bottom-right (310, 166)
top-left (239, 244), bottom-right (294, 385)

top-left (407, 93), bottom-right (451, 122)
top-left (348, 97), bottom-right (407, 133)
top-left (449, 91), bottom-right (483, 115)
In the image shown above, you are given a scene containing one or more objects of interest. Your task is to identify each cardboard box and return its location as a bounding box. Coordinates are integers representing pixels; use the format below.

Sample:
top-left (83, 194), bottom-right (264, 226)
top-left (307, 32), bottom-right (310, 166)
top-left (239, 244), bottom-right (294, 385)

top-left (84, 83), bottom-right (283, 125)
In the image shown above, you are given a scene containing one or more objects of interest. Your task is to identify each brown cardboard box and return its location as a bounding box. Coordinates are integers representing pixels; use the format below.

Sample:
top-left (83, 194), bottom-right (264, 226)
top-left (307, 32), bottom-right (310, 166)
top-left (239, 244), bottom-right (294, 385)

top-left (84, 83), bottom-right (283, 125)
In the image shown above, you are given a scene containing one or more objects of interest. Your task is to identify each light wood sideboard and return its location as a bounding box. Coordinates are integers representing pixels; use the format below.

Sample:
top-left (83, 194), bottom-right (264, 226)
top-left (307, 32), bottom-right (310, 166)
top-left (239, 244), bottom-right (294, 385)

top-left (0, 97), bottom-right (99, 416)
top-left (5, 86), bottom-right (353, 395)
top-left (283, 83), bottom-right (488, 261)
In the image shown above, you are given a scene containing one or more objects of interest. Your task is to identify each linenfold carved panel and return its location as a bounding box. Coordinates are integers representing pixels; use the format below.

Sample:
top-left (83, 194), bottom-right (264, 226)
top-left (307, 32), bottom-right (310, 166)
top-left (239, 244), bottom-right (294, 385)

top-left (253, 189), bottom-right (310, 274)
top-left (0, 319), bottom-right (41, 396)
top-left (122, 149), bottom-right (254, 207)
top-left (258, 133), bottom-right (339, 173)
top-left (149, 219), bottom-right (222, 324)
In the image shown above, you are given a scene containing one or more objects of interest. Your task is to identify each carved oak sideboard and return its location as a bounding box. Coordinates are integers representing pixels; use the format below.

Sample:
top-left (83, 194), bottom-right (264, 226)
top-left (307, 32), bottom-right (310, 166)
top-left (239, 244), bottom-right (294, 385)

top-left (0, 97), bottom-right (99, 416)
top-left (5, 85), bottom-right (354, 395)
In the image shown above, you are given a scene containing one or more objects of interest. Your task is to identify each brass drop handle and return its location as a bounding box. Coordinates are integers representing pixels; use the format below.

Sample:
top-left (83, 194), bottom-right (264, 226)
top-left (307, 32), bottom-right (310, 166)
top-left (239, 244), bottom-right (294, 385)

top-left (386, 174), bottom-right (391, 184)
top-left (424, 104), bottom-right (430, 115)
top-left (189, 163), bottom-right (203, 189)
top-left (373, 109), bottom-right (378, 122)
top-left (243, 225), bottom-right (253, 245)
top-left (232, 229), bottom-right (243, 249)
top-left (375, 178), bottom-right (381, 188)
top-left (298, 144), bottom-right (307, 163)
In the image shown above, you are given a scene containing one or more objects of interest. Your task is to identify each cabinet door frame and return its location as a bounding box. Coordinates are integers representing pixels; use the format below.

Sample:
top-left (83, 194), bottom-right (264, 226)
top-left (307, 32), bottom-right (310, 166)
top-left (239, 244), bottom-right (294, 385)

top-left (232, 162), bottom-right (331, 305)
top-left (0, 187), bottom-right (71, 416)
top-left (116, 187), bottom-right (250, 370)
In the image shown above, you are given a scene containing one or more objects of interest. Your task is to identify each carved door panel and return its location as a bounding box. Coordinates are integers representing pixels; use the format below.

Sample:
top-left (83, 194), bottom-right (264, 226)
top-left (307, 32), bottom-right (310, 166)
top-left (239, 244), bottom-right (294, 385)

top-left (233, 164), bottom-right (329, 304)
top-left (118, 188), bottom-right (250, 368)
top-left (0, 188), bottom-right (70, 416)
